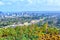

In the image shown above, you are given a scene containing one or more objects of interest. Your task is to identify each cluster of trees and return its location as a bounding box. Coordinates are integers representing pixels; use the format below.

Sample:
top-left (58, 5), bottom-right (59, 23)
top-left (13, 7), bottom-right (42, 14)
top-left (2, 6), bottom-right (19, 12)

top-left (0, 23), bottom-right (59, 40)
top-left (0, 17), bottom-right (40, 27)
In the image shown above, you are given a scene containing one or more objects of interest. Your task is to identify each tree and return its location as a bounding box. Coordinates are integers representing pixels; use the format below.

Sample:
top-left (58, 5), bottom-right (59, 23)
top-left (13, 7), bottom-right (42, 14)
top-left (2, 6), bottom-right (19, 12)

top-left (41, 22), bottom-right (48, 34)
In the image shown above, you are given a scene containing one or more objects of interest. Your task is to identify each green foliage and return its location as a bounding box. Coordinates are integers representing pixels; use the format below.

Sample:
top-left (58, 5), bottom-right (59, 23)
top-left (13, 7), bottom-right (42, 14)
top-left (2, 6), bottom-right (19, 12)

top-left (0, 23), bottom-right (59, 40)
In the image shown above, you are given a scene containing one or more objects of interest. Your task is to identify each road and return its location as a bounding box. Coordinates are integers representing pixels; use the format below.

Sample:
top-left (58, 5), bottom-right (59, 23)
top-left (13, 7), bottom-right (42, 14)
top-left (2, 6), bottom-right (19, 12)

top-left (3, 18), bottom-right (45, 28)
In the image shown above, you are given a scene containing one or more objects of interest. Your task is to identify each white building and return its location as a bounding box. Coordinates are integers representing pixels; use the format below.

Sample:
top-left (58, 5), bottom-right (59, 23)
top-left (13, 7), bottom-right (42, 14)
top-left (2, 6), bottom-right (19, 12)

top-left (24, 22), bottom-right (31, 26)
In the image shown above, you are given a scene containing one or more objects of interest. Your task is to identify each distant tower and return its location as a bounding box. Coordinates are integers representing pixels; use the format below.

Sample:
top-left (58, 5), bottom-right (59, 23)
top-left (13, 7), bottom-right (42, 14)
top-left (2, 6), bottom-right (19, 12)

top-left (22, 12), bottom-right (23, 16)
top-left (8, 13), bottom-right (10, 16)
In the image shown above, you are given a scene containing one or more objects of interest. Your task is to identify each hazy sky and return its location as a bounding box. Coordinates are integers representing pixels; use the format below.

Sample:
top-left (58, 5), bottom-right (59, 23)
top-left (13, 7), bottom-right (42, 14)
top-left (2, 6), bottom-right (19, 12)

top-left (0, 0), bottom-right (60, 12)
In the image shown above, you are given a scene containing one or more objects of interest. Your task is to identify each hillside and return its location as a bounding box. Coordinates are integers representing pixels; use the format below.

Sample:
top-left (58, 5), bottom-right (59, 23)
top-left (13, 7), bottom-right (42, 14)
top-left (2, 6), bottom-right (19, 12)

top-left (0, 23), bottom-right (60, 40)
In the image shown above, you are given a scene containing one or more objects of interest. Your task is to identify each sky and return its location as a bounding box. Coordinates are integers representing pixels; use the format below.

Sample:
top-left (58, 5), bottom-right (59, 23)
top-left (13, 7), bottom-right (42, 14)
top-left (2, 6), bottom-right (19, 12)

top-left (0, 0), bottom-right (60, 12)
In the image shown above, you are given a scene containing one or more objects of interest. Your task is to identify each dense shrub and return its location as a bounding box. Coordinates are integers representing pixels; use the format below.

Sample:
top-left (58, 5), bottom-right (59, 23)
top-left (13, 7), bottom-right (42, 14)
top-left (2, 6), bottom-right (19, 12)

top-left (0, 23), bottom-right (59, 40)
